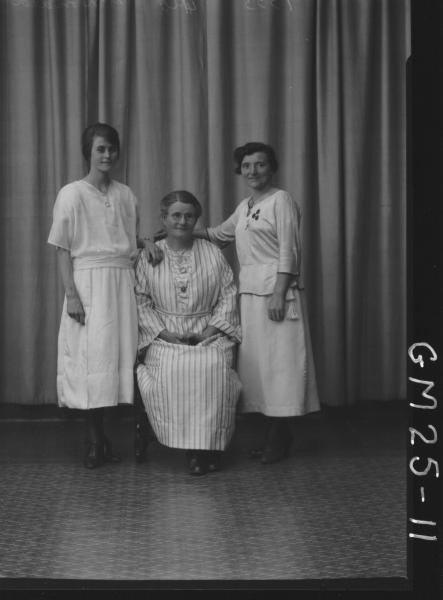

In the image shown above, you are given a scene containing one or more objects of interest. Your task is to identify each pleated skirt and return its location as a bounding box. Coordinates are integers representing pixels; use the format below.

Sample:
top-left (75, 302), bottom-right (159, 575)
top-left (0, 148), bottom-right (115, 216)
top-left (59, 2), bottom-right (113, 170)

top-left (237, 290), bottom-right (320, 417)
top-left (137, 335), bottom-right (241, 450)
top-left (56, 267), bottom-right (138, 410)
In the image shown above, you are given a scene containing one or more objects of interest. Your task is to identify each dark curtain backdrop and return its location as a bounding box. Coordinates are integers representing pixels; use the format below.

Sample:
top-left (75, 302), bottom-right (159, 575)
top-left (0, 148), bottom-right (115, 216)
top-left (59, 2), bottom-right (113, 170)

top-left (0, 0), bottom-right (409, 406)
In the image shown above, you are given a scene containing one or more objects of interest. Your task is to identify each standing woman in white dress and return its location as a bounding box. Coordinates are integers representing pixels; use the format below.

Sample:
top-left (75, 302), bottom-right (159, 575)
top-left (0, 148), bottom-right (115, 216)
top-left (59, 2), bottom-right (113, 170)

top-left (48, 123), bottom-right (159, 469)
top-left (197, 142), bottom-right (320, 464)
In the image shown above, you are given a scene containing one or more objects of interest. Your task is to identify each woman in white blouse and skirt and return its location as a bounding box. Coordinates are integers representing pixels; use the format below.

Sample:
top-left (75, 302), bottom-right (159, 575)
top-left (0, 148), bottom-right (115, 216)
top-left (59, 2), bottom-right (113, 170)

top-left (48, 123), bottom-right (159, 469)
top-left (198, 142), bottom-right (320, 464)
top-left (135, 191), bottom-right (242, 475)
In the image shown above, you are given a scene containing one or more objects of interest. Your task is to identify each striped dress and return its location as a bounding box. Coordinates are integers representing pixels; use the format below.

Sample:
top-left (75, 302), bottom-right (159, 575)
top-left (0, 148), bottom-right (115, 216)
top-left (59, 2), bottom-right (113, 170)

top-left (135, 239), bottom-right (242, 450)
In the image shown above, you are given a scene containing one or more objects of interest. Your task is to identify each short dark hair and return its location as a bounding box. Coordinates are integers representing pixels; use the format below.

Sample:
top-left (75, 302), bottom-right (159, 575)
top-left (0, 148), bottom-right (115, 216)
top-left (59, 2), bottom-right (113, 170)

top-left (81, 123), bottom-right (120, 163)
top-left (233, 142), bottom-right (279, 174)
top-left (160, 190), bottom-right (202, 219)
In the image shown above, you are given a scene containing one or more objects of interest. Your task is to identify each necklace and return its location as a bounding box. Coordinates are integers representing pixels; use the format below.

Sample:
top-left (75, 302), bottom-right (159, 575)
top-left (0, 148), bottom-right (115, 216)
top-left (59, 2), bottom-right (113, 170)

top-left (83, 179), bottom-right (111, 207)
top-left (83, 178), bottom-right (111, 195)
top-left (167, 244), bottom-right (193, 296)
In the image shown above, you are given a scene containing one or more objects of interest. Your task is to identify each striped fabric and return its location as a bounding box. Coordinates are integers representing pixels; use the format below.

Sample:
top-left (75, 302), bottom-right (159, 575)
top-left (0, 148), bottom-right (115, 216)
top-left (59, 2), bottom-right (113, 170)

top-left (135, 239), bottom-right (241, 450)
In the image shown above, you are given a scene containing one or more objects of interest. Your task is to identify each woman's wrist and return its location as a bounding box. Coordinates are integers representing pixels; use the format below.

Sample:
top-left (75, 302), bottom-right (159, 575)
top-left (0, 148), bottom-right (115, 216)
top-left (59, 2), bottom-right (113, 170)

top-left (272, 288), bottom-right (286, 298)
top-left (65, 286), bottom-right (78, 299)
top-left (203, 325), bottom-right (219, 338)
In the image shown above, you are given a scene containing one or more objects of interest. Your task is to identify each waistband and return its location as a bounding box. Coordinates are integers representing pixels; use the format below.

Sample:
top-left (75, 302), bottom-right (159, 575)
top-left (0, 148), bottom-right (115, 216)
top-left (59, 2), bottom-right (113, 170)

top-left (73, 256), bottom-right (133, 270)
top-left (155, 307), bottom-right (212, 318)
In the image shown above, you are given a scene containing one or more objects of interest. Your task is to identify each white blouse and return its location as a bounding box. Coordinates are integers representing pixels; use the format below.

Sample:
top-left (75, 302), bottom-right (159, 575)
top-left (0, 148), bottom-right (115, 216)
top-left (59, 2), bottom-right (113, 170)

top-left (48, 179), bottom-right (138, 265)
top-left (207, 189), bottom-right (302, 295)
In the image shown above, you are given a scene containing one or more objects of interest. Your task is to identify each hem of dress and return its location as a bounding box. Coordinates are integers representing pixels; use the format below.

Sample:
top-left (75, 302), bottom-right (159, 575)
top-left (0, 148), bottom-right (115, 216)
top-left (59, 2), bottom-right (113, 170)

top-left (57, 401), bottom-right (134, 410)
top-left (239, 406), bottom-right (321, 417)
top-left (155, 439), bottom-right (230, 451)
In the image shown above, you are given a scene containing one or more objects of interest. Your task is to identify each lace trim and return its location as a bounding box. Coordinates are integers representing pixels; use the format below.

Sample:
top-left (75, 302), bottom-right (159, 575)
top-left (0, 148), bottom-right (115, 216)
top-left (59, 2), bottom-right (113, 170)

top-left (167, 246), bottom-right (193, 304)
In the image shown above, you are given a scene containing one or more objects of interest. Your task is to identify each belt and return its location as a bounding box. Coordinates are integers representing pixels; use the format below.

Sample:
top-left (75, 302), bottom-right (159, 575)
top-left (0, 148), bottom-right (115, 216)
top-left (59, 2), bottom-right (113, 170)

top-left (155, 307), bottom-right (212, 318)
top-left (73, 256), bottom-right (133, 270)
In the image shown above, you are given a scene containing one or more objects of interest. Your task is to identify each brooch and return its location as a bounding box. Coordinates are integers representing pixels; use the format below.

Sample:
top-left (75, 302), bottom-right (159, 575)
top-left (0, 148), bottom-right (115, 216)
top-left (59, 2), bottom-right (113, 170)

top-left (245, 201), bottom-right (261, 229)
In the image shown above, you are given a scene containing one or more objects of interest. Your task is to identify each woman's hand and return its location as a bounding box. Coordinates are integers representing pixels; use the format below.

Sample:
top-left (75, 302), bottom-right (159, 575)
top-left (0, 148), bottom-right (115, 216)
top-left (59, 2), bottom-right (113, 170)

top-left (180, 332), bottom-right (204, 346)
top-left (181, 326), bottom-right (220, 345)
top-left (192, 228), bottom-right (209, 240)
top-left (157, 329), bottom-right (184, 345)
top-left (142, 240), bottom-right (164, 266)
top-left (268, 292), bottom-right (285, 322)
top-left (137, 346), bottom-right (148, 364)
top-left (66, 294), bottom-right (85, 325)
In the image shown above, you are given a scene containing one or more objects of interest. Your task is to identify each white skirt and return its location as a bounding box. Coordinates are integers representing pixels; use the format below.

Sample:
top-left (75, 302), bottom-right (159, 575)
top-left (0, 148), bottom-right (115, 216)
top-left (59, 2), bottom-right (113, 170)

top-left (137, 334), bottom-right (241, 450)
top-left (238, 290), bottom-right (320, 417)
top-left (56, 267), bottom-right (138, 410)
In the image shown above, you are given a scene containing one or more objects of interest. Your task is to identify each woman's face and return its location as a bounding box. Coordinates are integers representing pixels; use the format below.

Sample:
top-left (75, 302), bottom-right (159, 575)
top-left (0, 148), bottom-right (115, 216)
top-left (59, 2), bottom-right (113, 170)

top-left (240, 151), bottom-right (274, 192)
top-left (162, 201), bottom-right (198, 242)
top-left (89, 136), bottom-right (119, 174)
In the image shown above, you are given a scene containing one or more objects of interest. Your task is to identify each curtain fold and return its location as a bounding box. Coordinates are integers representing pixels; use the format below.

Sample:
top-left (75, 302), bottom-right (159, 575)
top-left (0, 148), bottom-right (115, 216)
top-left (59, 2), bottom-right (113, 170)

top-left (0, 0), bottom-right (409, 406)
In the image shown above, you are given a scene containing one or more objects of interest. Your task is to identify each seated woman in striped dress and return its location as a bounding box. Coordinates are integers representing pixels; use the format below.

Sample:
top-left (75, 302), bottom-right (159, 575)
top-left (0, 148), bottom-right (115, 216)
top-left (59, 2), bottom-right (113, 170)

top-left (134, 191), bottom-right (242, 475)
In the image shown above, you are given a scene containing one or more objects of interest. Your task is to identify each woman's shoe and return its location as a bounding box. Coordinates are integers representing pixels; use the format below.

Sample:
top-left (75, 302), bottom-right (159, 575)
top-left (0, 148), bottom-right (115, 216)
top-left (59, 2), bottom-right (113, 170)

top-left (260, 442), bottom-right (290, 464)
top-left (187, 451), bottom-right (208, 476)
top-left (134, 423), bottom-right (150, 463)
top-left (259, 418), bottom-right (292, 464)
top-left (249, 447), bottom-right (265, 459)
top-left (260, 433), bottom-right (292, 464)
top-left (103, 436), bottom-right (121, 463)
top-left (84, 442), bottom-right (104, 469)
top-left (207, 451), bottom-right (222, 472)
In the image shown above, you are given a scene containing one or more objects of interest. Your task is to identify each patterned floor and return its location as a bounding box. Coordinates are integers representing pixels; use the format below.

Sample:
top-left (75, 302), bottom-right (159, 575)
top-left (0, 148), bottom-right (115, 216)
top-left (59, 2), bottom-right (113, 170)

top-left (0, 405), bottom-right (407, 582)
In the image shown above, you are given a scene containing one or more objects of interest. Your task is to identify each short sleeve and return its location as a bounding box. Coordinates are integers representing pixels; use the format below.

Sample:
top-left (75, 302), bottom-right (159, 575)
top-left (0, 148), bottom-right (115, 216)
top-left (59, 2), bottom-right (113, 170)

top-left (47, 187), bottom-right (75, 251)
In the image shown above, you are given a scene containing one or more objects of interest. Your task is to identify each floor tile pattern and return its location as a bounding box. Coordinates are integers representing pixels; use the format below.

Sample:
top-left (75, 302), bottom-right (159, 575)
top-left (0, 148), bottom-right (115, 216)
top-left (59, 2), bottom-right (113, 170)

top-left (0, 407), bottom-right (407, 580)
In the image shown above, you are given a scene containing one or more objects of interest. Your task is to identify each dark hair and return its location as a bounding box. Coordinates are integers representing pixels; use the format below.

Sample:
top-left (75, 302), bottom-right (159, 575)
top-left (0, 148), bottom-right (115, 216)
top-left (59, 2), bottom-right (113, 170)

top-left (160, 190), bottom-right (202, 219)
top-left (81, 123), bottom-right (120, 163)
top-left (233, 142), bottom-right (278, 174)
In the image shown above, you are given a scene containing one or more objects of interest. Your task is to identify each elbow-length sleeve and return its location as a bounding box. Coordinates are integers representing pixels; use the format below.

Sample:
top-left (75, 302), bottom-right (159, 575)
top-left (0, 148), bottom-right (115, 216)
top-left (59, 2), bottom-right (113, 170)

top-left (134, 250), bottom-right (166, 349)
top-left (208, 252), bottom-right (241, 342)
top-left (47, 188), bottom-right (74, 251)
top-left (275, 192), bottom-right (301, 277)
top-left (207, 207), bottom-right (240, 248)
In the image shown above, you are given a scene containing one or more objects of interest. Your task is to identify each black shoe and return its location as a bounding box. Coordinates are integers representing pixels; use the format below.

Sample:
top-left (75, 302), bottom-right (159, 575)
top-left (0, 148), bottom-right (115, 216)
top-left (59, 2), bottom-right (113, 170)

top-left (84, 442), bottom-right (104, 469)
top-left (187, 451), bottom-right (208, 476)
top-left (207, 451), bottom-right (222, 472)
top-left (249, 447), bottom-right (265, 459)
top-left (260, 442), bottom-right (291, 464)
top-left (259, 418), bottom-right (292, 464)
top-left (103, 436), bottom-right (121, 463)
top-left (260, 433), bottom-right (292, 464)
top-left (134, 424), bottom-right (149, 463)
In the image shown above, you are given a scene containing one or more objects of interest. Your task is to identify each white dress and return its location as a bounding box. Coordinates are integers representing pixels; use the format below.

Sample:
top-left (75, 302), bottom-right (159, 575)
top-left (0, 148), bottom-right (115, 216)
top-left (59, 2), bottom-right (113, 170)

top-left (208, 189), bottom-right (320, 417)
top-left (47, 179), bottom-right (139, 410)
top-left (135, 239), bottom-right (242, 450)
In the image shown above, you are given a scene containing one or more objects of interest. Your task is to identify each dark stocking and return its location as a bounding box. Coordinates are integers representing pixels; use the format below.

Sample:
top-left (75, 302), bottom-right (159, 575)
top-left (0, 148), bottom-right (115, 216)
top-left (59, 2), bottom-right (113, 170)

top-left (134, 371), bottom-right (151, 462)
top-left (85, 408), bottom-right (104, 445)
top-left (260, 416), bottom-right (292, 464)
top-left (84, 408), bottom-right (105, 468)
